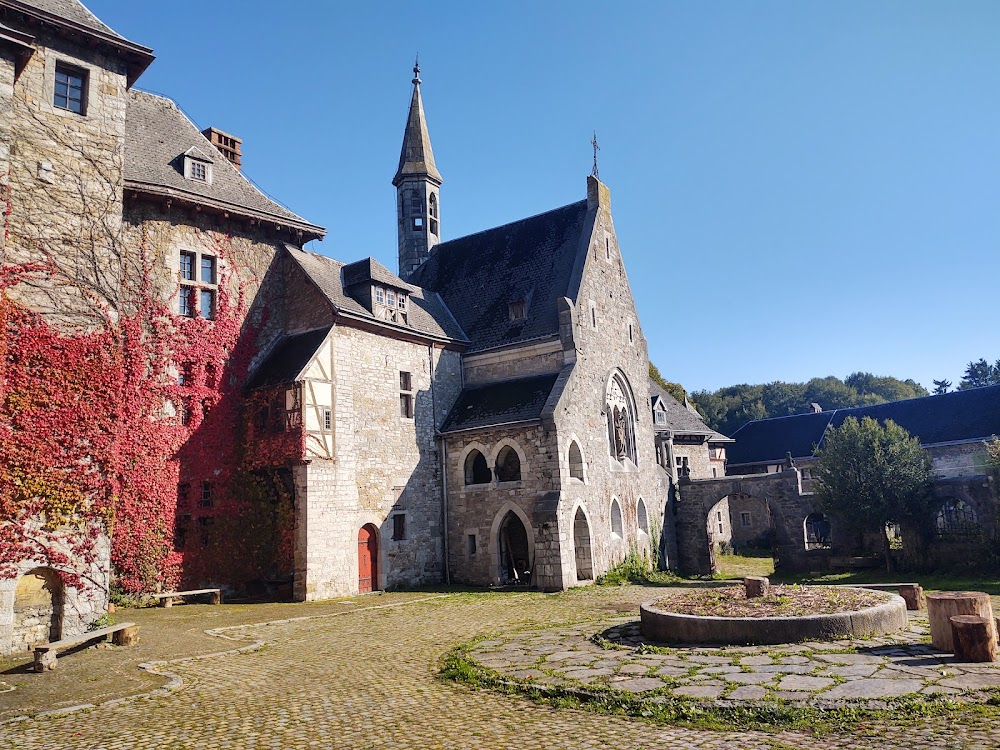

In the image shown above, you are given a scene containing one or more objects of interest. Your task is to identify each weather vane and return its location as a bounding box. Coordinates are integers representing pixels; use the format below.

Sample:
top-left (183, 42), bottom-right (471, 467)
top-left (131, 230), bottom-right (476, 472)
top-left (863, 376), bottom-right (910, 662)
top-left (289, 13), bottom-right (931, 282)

top-left (591, 130), bottom-right (600, 179)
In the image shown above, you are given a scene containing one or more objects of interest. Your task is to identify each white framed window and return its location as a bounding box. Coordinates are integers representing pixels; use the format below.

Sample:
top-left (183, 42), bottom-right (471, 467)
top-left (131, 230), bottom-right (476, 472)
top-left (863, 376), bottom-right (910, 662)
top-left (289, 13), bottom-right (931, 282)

top-left (387, 289), bottom-right (396, 307)
top-left (323, 408), bottom-right (332, 430)
top-left (399, 371), bottom-right (414, 419)
top-left (509, 301), bottom-right (526, 321)
top-left (375, 286), bottom-right (385, 305)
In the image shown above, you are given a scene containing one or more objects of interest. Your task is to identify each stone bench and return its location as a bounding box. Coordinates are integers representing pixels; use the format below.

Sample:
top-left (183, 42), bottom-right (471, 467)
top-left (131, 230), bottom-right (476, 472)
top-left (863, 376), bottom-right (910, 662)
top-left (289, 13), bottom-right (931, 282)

top-left (150, 588), bottom-right (222, 607)
top-left (33, 622), bottom-right (138, 672)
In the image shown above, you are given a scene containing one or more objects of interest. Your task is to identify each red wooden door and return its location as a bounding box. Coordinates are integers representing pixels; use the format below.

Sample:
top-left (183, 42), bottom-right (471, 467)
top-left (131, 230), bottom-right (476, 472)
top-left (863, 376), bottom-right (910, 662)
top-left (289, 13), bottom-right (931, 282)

top-left (358, 524), bottom-right (378, 593)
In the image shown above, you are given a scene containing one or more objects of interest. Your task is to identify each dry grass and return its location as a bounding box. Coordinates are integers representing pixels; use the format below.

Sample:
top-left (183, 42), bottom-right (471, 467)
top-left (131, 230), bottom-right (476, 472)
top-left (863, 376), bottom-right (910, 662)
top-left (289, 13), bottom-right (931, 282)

top-left (652, 584), bottom-right (887, 617)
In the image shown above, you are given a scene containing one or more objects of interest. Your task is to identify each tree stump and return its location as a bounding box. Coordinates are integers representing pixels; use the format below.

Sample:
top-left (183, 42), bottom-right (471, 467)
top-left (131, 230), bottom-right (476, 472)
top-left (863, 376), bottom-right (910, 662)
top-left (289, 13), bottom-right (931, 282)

top-left (927, 591), bottom-right (995, 653)
top-left (112, 625), bottom-right (140, 647)
top-left (744, 576), bottom-right (770, 598)
top-left (950, 615), bottom-right (996, 663)
top-left (898, 584), bottom-right (925, 611)
top-left (159, 597), bottom-right (173, 608)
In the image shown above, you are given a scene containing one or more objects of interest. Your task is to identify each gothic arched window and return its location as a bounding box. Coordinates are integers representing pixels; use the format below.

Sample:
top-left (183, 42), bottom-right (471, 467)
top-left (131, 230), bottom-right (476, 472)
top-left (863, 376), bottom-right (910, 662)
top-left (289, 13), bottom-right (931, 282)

top-left (605, 372), bottom-right (637, 464)
top-left (464, 449), bottom-right (491, 485)
top-left (495, 445), bottom-right (522, 482)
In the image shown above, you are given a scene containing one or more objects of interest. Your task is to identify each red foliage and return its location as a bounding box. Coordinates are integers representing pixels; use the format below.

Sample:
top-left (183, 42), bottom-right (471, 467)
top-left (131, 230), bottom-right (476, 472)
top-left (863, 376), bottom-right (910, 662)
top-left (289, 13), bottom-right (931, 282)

top-left (1, 233), bottom-right (301, 594)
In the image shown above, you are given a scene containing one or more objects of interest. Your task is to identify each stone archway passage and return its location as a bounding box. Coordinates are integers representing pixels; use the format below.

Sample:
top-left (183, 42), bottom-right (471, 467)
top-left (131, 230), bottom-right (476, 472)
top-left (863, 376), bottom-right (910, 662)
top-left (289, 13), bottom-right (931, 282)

top-left (358, 524), bottom-right (380, 594)
top-left (13, 567), bottom-right (62, 652)
top-left (574, 508), bottom-right (593, 581)
top-left (498, 512), bottom-right (530, 586)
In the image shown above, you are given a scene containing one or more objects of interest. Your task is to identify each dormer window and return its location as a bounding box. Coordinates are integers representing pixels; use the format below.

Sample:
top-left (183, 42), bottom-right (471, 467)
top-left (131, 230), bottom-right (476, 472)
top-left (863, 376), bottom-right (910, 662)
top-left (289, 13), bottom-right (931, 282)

top-left (183, 147), bottom-right (214, 185)
top-left (654, 409), bottom-right (666, 425)
top-left (372, 285), bottom-right (409, 325)
top-left (509, 301), bottom-right (527, 322)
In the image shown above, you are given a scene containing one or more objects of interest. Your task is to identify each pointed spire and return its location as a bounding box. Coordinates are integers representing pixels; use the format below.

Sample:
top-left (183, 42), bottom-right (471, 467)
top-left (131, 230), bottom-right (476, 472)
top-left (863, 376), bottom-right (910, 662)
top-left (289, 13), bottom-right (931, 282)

top-left (393, 57), bottom-right (442, 187)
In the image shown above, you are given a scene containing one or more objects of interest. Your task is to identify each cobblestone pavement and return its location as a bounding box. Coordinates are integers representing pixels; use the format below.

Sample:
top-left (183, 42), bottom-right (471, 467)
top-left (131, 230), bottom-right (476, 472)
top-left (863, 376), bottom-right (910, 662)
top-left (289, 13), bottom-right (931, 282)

top-left (0, 587), bottom-right (999, 749)
top-left (470, 612), bottom-right (1000, 702)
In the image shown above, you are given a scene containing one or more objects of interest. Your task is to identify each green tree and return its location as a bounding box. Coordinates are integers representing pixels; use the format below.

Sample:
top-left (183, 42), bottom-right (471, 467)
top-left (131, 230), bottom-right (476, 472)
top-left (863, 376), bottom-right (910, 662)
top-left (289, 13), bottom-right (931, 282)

top-left (813, 416), bottom-right (934, 573)
top-left (958, 359), bottom-right (1000, 390)
top-left (932, 379), bottom-right (951, 395)
top-left (648, 362), bottom-right (687, 404)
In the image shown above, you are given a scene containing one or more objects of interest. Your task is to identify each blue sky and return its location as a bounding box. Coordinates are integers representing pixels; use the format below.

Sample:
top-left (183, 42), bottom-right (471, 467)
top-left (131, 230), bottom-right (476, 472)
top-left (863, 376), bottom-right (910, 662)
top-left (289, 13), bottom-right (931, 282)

top-left (88, 0), bottom-right (1000, 393)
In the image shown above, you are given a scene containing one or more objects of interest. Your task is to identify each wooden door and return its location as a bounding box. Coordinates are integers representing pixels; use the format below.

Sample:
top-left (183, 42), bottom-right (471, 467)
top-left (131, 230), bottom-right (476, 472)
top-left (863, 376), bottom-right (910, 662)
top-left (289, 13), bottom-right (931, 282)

top-left (358, 524), bottom-right (378, 593)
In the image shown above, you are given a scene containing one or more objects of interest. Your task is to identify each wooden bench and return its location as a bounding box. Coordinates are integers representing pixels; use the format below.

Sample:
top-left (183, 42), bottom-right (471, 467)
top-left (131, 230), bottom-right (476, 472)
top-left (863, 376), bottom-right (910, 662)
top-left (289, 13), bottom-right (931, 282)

top-left (33, 622), bottom-right (138, 672)
top-left (150, 588), bottom-right (222, 607)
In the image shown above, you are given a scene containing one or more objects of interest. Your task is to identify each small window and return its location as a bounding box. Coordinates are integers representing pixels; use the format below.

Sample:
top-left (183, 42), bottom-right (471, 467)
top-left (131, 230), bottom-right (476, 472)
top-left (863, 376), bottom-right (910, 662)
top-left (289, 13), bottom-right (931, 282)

top-left (179, 286), bottom-right (195, 317)
top-left (201, 255), bottom-right (216, 284)
top-left (177, 364), bottom-right (190, 386)
top-left (180, 251), bottom-right (196, 281)
top-left (191, 161), bottom-right (207, 182)
top-left (198, 516), bottom-right (214, 546)
top-left (375, 286), bottom-right (385, 305)
top-left (590, 304), bottom-right (597, 328)
top-left (740, 511), bottom-right (752, 527)
top-left (468, 534), bottom-right (477, 556)
top-left (54, 64), bottom-right (86, 114)
top-left (323, 408), bottom-right (332, 430)
top-left (605, 237), bottom-right (611, 260)
top-left (199, 481), bottom-right (213, 508)
top-left (654, 409), bottom-right (666, 425)
top-left (717, 510), bottom-right (723, 522)
top-left (392, 514), bottom-right (406, 541)
top-left (399, 394), bottom-right (413, 419)
top-left (177, 482), bottom-right (191, 509)
top-left (412, 217), bottom-right (423, 230)
top-left (199, 289), bottom-right (215, 320)
top-left (387, 289), bottom-right (396, 307)
top-left (509, 301), bottom-right (526, 321)
top-left (399, 371), bottom-right (412, 391)
top-left (397, 294), bottom-right (407, 311)
top-left (628, 322), bottom-right (634, 344)
top-left (610, 498), bottom-right (624, 538)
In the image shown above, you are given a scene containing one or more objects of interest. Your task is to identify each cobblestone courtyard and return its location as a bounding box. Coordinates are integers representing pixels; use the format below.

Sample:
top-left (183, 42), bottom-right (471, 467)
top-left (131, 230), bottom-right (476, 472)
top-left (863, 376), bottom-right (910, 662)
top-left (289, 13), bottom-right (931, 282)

top-left (2, 587), bottom-right (1000, 749)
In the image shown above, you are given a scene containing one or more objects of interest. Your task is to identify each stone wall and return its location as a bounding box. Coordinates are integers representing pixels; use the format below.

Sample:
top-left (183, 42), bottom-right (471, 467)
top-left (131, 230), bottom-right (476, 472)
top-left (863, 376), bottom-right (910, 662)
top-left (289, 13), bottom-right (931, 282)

top-left (462, 338), bottom-right (563, 385)
top-left (0, 523), bottom-right (110, 656)
top-left (928, 442), bottom-right (991, 479)
top-left (293, 324), bottom-right (462, 600)
top-left (673, 442), bottom-right (719, 479)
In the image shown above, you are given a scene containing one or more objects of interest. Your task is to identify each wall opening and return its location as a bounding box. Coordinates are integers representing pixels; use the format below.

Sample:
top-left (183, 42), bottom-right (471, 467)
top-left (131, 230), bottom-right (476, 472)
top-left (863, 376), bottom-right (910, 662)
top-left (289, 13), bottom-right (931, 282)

top-left (935, 498), bottom-right (980, 540)
top-left (804, 512), bottom-right (832, 550)
top-left (464, 449), bottom-right (491, 485)
top-left (637, 498), bottom-right (649, 535)
top-left (610, 497), bottom-right (624, 539)
top-left (568, 440), bottom-right (585, 481)
top-left (495, 445), bottom-right (522, 482)
top-left (574, 507), bottom-right (593, 580)
top-left (498, 511), bottom-right (530, 586)
top-left (12, 567), bottom-right (62, 652)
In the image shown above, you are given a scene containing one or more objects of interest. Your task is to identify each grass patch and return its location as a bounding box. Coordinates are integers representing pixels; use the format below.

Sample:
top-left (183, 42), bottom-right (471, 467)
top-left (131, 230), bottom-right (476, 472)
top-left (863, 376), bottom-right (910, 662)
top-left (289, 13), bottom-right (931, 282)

top-left (714, 550), bottom-right (776, 580)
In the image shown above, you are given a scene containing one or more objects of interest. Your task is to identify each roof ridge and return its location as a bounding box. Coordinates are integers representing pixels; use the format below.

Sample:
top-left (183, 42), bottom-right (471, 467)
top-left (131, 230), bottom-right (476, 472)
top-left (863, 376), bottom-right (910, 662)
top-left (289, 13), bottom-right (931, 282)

top-left (433, 199), bottom-right (587, 252)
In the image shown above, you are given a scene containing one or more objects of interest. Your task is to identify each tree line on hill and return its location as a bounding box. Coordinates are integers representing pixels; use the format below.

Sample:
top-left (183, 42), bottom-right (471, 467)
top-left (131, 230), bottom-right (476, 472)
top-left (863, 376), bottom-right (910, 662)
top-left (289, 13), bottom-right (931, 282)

top-left (652, 356), bottom-right (1000, 438)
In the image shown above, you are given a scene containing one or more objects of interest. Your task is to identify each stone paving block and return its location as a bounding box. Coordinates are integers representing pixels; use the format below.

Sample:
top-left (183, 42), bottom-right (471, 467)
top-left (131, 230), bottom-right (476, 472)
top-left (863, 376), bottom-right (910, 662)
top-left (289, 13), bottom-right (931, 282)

top-left (609, 677), bottom-right (667, 693)
top-left (700, 666), bottom-right (742, 674)
top-left (672, 684), bottom-right (725, 699)
top-left (776, 675), bottom-right (834, 692)
top-left (686, 655), bottom-right (734, 664)
top-left (655, 666), bottom-right (690, 677)
top-left (817, 665), bottom-right (879, 679)
top-left (753, 665), bottom-right (813, 674)
top-left (561, 668), bottom-right (614, 682)
top-left (939, 673), bottom-right (1000, 690)
top-left (725, 672), bottom-right (776, 685)
top-left (741, 655), bottom-right (775, 666)
top-left (815, 653), bottom-right (884, 665)
top-left (778, 656), bottom-right (812, 665)
top-left (771, 691), bottom-right (812, 701)
top-left (823, 678), bottom-right (925, 699)
top-left (617, 664), bottom-right (650, 674)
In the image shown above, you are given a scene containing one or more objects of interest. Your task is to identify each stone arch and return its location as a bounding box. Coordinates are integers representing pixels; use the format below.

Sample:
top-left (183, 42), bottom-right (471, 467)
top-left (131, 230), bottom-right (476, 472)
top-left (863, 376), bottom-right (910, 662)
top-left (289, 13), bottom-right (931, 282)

top-left (355, 510), bottom-right (386, 591)
top-left (604, 369), bottom-right (638, 465)
top-left (567, 438), bottom-right (586, 482)
top-left (459, 441), bottom-right (493, 486)
top-left (610, 496), bottom-right (624, 539)
top-left (571, 501), bottom-right (594, 581)
top-left (935, 497), bottom-right (980, 540)
top-left (12, 567), bottom-right (62, 652)
top-left (489, 501), bottom-right (536, 586)
top-left (490, 438), bottom-right (528, 482)
top-left (637, 497), bottom-right (649, 535)
top-left (804, 512), bottom-right (832, 549)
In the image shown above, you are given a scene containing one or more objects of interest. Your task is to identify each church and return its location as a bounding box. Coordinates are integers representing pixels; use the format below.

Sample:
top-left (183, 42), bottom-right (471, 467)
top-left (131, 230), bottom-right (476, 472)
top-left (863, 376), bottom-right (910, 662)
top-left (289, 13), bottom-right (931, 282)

top-left (0, 0), bottom-right (716, 653)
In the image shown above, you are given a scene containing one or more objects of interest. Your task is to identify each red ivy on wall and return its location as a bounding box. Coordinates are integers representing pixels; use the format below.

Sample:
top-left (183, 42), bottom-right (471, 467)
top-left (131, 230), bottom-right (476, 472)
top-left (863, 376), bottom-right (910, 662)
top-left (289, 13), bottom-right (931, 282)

top-left (1, 231), bottom-right (303, 595)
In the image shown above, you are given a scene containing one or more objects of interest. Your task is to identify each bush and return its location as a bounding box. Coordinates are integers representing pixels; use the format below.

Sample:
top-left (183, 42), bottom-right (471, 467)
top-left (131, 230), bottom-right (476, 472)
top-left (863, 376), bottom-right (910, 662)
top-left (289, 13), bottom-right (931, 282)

top-left (597, 547), bottom-right (653, 585)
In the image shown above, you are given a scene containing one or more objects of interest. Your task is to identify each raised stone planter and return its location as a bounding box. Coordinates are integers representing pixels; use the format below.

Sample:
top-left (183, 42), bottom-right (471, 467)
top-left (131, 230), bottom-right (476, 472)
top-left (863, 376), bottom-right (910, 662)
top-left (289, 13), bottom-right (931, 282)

top-left (640, 588), bottom-right (907, 645)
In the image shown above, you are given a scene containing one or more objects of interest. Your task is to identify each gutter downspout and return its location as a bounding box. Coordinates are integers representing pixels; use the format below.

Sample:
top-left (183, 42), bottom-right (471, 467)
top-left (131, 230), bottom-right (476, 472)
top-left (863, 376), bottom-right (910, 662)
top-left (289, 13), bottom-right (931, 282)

top-left (430, 343), bottom-right (451, 585)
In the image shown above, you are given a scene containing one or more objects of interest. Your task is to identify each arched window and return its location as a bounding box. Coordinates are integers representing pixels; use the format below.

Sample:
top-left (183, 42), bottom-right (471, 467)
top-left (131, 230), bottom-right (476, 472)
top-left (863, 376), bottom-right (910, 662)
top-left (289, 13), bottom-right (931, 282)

top-left (605, 372), bottom-right (637, 464)
top-left (495, 445), bottom-right (522, 482)
top-left (804, 512), bottom-right (831, 550)
top-left (568, 440), bottom-right (585, 481)
top-left (610, 498), bottom-right (624, 538)
top-left (935, 498), bottom-right (979, 539)
top-left (429, 192), bottom-right (438, 218)
top-left (637, 498), bottom-right (649, 535)
top-left (464, 449), bottom-right (491, 485)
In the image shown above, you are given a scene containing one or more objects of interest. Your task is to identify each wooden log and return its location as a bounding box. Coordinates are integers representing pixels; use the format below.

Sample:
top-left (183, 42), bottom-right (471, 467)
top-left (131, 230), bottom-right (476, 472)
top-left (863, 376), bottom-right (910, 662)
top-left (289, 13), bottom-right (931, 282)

top-left (898, 584), bottom-right (925, 611)
top-left (927, 591), bottom-right (995, 653)
top-left (112, 625), bottom-right (140, 647)
top-left (950, 615), bottom-right (997, 663)
top-left (744, 576), bottom-right (770, 599)
top-left (210, 590), bottom-right (222, 605)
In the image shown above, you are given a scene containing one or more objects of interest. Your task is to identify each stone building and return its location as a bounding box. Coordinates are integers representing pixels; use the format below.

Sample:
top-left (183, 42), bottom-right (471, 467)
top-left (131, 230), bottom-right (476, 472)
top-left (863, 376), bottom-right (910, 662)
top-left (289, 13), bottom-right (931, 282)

top-left (1, 1), bottom-right (676, 654)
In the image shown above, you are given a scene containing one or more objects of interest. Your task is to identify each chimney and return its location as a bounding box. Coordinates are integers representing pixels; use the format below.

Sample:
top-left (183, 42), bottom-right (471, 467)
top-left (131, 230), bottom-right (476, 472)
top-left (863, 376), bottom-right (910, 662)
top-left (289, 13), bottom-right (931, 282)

top-left (810, 402), bottom-right (822, 413)
top-left (202, 127), bottom-right (242, 171)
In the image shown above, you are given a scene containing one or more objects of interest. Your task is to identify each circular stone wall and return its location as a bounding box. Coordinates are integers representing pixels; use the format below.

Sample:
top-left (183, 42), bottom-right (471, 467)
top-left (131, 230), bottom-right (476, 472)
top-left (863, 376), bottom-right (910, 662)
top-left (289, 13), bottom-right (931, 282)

top-left (640, 589), bottom-right (907, 645)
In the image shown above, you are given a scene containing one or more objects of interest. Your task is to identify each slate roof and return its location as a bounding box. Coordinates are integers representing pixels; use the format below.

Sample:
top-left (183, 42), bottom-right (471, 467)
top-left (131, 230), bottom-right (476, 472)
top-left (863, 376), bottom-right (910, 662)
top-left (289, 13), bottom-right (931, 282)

top-left (649, 379), bottom-right (732, 442)
top-left (727, 385), bottom-right (1000, 466)
top-left (441, 373), bottom-right (560, 433)
top-left (409, 200), bottom-right (591, 353)
top-left (287, 247), bottom-right (467, 344)
top-left (124, 91), bottom-right (324, 240)
top-left (2, 0), bottom-right (154, 84)
top-left (393, 75), bottom-right (441, 185)
top-left (245, 327), bottom-right (331, 391)
top-left (341, 257), bottom-right (408, 290)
